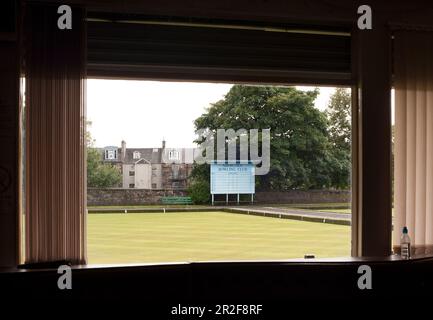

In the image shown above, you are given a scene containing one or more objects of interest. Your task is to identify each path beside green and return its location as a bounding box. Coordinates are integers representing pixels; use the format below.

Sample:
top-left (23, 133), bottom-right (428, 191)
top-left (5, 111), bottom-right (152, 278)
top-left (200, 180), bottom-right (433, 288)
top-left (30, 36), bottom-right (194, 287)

top-left (318, 208), bottom-right (351, 214)
top-left (88, 211), bottom-right (350, 264)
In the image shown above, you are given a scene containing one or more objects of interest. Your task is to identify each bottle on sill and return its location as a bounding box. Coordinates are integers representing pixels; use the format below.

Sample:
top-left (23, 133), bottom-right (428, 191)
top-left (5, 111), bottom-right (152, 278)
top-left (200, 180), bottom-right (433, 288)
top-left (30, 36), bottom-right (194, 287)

top-left (401, 226), bottom-right (411, 259)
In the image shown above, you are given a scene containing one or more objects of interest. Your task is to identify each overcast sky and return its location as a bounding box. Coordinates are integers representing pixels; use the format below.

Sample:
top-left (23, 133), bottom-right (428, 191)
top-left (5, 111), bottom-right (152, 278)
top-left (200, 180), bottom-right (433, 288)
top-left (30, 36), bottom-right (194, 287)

top-left (87, 80), bottom-right (337, 149)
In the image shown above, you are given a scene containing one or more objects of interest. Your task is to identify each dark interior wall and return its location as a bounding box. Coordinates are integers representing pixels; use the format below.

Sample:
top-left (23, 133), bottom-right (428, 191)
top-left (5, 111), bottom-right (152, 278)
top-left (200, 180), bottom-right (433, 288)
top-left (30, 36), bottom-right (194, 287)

top-left (0, 1), bottom-right (19, 267)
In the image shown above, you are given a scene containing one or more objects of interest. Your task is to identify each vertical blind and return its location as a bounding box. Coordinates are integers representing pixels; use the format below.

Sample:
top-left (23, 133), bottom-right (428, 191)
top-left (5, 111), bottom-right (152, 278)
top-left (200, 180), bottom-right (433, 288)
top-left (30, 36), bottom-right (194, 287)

top-left (394, 30), bottom-right (433, 254)
top-left (24, 3), bottom-right (87, 264)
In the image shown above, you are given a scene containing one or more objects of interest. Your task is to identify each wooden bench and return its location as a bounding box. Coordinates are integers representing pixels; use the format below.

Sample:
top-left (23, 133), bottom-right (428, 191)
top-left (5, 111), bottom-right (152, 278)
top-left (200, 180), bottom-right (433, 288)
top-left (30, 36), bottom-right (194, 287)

top-left (161, 196), bottom-right (193, 205)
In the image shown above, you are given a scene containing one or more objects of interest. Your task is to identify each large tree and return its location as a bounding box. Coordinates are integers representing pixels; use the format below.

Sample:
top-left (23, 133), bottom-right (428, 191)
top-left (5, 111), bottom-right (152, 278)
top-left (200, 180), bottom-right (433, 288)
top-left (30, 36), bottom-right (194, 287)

top-left (86, 122), bottom-right (122, 188)
top-left (192, 85), bottom-right (340, 190)
top-left (325, 88), bottom-right (352, 189)
top-left (326, 88), bottom-right (351, 153)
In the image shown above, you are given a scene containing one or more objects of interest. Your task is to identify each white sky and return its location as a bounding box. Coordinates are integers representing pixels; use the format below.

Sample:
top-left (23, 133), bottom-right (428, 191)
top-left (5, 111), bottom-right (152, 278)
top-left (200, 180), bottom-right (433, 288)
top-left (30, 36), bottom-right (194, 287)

top-left (87, 80), bottom-right (337, 149)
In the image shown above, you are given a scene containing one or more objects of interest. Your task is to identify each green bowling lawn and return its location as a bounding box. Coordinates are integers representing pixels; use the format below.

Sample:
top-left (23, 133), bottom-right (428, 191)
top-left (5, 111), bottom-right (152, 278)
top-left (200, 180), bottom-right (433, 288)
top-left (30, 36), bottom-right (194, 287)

top-left (87, 211), bottom-right (350, 264)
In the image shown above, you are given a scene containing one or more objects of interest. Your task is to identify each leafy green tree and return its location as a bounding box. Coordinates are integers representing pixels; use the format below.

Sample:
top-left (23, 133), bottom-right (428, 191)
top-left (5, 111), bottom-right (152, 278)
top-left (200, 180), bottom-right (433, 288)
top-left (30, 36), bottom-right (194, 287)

top-left (87, 148), bottom-right (122, 188)
top-left (326, 88), bottom-right (351, 153)
top-left (192, 85), bottom-right (339, 190)
top-left (187, 162), bottom-right (210, 203)
top-left (326, 88), bottom-right (352, 189)
top-left (187, 180), bottom-right (210, 204)
top-left (86, 122), bottom-right (122, 188)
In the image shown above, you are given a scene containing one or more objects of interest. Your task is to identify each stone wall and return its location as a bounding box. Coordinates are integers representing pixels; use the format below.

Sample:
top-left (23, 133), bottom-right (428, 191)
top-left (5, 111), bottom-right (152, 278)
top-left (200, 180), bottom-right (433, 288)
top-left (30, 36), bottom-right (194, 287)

top-left (254, 190), bottom-right (350, 204)
top-left (87, 188), bottom-right (350, 206)
top-left (87, 188), bottom-right (187, 206)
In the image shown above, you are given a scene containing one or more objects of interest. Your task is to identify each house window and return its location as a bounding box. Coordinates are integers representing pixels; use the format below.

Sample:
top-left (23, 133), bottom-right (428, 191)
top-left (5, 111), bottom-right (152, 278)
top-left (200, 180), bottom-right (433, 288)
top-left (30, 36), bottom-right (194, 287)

top-left (169, 150), bottom-right (180, 161)
top-left (129, 183), bottom-right (135, 188)
top-left (152, 183), bottom-right (157, 189)
top-left (133, 151), bottom-right (141, 159)
top-left (104, 149), bottom-right (117, 160)
top-left (129, 171), bottom-right (135, 176)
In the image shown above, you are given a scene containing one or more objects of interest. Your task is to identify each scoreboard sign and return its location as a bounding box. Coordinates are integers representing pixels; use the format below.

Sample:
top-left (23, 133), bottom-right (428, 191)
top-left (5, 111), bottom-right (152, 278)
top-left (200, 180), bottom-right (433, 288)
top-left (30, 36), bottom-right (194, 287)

top-left (210, 163), bottom-right (255, 195)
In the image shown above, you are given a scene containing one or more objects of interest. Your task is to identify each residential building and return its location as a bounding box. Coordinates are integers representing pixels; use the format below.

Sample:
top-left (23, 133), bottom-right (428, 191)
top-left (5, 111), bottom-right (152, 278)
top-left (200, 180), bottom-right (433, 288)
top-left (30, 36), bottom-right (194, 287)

top-left (101, 140), bottom-right (194, 190)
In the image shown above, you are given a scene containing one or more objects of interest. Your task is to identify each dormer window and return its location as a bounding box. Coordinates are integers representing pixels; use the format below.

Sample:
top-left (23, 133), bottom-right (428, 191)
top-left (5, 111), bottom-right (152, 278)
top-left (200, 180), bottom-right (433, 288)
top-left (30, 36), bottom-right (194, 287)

top-left (104, 148), bottom-right (118, 160)
top-left (133, 151), bottom-right (141, 159)
top-left (168, 150), bottom-right (180, 161)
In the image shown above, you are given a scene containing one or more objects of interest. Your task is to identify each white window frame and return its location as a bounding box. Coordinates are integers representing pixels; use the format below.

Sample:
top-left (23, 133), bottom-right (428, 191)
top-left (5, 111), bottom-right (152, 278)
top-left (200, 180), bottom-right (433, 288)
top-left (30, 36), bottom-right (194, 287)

top-left (168, 150), bottom-right (180, 161)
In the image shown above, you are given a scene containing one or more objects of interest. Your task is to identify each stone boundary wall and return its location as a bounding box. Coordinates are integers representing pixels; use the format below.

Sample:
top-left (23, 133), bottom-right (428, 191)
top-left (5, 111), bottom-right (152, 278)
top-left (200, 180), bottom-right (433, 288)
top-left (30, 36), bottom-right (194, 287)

top-left (87, 188), bottom-right (187, 206)
top-left (87, 188), bottom-right (350, 206)
top-left (254, 190), bottom-right (350, 204)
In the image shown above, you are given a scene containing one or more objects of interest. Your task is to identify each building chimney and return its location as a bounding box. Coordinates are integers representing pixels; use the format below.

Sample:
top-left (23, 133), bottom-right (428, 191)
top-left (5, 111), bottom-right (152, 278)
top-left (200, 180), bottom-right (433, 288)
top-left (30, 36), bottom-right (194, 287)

top-left (121, 140), bottom-right (126, 161)
top-left (162, 139), bottom-right (166, 149)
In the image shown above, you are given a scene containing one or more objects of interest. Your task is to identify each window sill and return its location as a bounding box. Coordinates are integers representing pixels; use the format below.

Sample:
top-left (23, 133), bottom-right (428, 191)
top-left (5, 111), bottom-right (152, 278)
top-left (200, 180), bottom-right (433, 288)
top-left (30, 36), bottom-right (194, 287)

top-left (2, 253), bottom-right (433, 273)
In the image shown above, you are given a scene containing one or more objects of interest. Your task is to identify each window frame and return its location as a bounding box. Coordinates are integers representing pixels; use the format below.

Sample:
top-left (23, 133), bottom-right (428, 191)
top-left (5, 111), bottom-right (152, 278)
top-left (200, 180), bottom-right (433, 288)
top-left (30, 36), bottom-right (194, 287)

top-left (20, 15), bottom-right (396, 266)
top-left (84, 18), bottom-right (362, 260)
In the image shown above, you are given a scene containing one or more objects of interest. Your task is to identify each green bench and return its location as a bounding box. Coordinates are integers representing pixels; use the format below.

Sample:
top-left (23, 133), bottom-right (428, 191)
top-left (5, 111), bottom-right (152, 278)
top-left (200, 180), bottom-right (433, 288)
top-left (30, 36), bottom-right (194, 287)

top-left (161, 196), bottom-right (193, 205)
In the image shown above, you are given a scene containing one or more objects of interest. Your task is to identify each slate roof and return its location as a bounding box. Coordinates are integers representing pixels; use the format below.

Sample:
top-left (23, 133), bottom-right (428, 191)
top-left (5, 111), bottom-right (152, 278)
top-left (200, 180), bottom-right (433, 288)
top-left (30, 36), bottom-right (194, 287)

top-left (121, 148), bottom-right (162, 164)
top-left (97, 147), bottom-right (162, 164)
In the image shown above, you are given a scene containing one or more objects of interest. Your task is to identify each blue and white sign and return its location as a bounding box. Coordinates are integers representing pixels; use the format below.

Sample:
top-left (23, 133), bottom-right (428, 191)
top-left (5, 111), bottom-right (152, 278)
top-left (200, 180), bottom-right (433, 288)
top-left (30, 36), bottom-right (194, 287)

top-left (210, 163), bottom-right (255, 194)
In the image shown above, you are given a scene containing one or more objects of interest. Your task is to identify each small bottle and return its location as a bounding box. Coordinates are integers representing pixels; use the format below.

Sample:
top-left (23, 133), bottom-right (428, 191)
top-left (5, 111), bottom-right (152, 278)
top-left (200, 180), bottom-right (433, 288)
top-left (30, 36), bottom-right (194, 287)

top-left (400, 226), bottom-right (411, 259)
